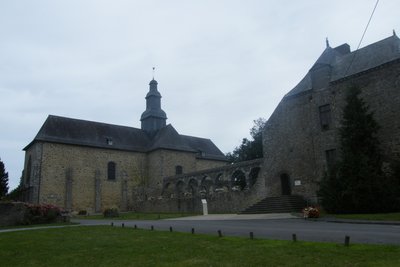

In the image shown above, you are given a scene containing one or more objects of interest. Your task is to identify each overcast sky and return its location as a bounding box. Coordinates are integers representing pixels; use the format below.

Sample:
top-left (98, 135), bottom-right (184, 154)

top-left (1, 0), bottom-right (399, 190)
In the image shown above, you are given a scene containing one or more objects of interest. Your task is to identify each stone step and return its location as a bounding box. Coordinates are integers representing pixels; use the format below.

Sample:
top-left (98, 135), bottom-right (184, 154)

top-left (240, 195), bottom-right (306, 214)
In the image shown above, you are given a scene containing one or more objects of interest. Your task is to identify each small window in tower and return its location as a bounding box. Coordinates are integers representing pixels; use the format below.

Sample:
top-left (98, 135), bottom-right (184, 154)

top-left (325, 149), bottom-right (337, 169)
top-left (319, 104), bottom-right (332, 131)
top-left (175, 165), bottom-right (183, 175)
top-left (108, 162), bottom-right (116, 180)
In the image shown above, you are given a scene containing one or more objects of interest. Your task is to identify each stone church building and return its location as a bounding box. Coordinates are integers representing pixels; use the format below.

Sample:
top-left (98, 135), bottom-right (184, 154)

top-left (22, 33), bottom-right (400, 214)
top-left (22, 79), bottom-right (228, 212)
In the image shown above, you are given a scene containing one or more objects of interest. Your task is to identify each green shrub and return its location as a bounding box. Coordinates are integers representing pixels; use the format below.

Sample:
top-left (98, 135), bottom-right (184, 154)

top-left (103, 208), bottom-right (119, 218)
top-left (78, 210), bottom-right (87, 216)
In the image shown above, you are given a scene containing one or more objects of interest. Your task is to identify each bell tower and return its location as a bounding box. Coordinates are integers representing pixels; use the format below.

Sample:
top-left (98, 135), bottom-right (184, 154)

top-left (140, 79), bottom-right (167, 135)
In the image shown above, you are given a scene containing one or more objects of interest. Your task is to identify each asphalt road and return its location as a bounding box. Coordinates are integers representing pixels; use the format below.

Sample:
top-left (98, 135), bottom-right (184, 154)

top-left (74, 217), bottom-right (400, 245)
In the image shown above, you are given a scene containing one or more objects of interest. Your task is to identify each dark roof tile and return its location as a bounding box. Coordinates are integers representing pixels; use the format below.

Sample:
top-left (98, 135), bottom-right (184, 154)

top-left (285, 34), bottom-right (400, 98)
top-left (25, 115), bottom-right (227, 161)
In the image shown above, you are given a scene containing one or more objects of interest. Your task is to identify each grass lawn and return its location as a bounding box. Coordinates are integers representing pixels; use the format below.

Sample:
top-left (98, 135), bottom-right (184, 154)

top-left (0, 226), bottom-right (399, 267)
top-left (332, 212), bottom-right (400, 221)
top-left (76, 212), bottom-right (199, 220)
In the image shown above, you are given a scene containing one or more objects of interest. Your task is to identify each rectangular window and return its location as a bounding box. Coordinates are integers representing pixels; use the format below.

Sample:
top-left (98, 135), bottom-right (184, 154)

top-left (325, 149), bottom-right (337, 169)
top-left (319, 104), bottom-right (332, 131)
top-left (108, 162), bottom-right (116, 180)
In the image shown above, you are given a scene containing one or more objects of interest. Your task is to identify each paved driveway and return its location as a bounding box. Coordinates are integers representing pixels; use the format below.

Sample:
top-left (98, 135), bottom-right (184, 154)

top-left (73, 215), bottom-right (400, 245)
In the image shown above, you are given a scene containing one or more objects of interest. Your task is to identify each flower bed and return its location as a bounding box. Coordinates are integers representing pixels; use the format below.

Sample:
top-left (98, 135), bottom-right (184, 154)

top-left (0, 202), bottom-right (68, 226)
top-left (302, 206), bottom-right (320, 219)
top-left (24, 203), bottom-right (66, 224)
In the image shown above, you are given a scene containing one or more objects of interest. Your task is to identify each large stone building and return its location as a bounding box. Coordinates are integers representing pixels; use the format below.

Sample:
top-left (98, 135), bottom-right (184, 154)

top-left (22, 79), bottom-right (227, 212)
top-left (261, 32), bottom-right (400, 204)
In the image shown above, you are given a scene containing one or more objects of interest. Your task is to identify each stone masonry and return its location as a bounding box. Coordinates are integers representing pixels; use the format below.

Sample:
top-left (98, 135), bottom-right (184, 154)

top-left (262, 34), bottom-right (400, 204)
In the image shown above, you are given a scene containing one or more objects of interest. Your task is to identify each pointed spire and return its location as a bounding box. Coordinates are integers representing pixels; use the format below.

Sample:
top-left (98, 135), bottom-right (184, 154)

top-left (393, 29), bottom-right (397, 37)
top-left (326, 37), bottom-right (330, 48)
top-left (152, 67), bottom-right (155, 80)
top-left (141, 78), bottom-right (167, 135)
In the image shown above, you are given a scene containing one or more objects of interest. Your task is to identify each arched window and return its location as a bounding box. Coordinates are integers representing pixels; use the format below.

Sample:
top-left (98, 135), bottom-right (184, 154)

top-left (215, 173), bottom-right (223, 188)
top-left (176, 180), bottom-right (185, 197)
top-left (108, 162), bottom-right (116, 180)
top-left (231, 170), bottom-right (246, 190)
top-left (162, 182), bottom-right (174, 197)
top-left (201, 176), bottom-right (213, 190)
top-left (175, 165), bottom-right (183, 175)
top-left (188, 179), bottom-right (198, 195)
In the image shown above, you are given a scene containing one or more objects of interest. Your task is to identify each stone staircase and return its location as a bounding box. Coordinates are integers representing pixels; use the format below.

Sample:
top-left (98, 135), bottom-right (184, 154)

top-left (240, 195), bottom-right (306, 214)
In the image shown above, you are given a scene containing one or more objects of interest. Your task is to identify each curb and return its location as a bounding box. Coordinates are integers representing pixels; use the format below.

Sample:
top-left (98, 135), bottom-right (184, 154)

top-left (323, 219), bottom-right (400, 226)
top-left (303, 217), bottom-right (400, 226)
top-left (291, 213), bottom-right (400, 226)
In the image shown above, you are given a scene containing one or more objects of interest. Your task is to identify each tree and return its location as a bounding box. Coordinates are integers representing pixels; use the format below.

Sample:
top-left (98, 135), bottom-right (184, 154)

top-left (226, 118), bottom-right (266, 163)
top-left (6, 171), bottom-right (24, 201)
top-left (318, 86), bottom-right (399, 213)
top-left (0, 158), bottom-right (9, 198)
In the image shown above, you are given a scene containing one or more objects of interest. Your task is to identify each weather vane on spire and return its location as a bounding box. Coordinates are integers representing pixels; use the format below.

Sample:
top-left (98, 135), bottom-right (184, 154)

top-left (152, 67), bottom-right (155, 80)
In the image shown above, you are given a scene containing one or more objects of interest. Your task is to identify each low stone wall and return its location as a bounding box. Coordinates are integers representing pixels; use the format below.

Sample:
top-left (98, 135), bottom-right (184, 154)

top-left (0, 202), bottom-right (69, 226)
top-left (0, 202), bottom-right (28, 226)
top-left (136, 190), bottom-right (262, 214)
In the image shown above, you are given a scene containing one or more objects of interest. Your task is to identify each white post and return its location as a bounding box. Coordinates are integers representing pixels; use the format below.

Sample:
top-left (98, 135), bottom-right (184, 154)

top-left (201, 199), bottom-right (208, 215)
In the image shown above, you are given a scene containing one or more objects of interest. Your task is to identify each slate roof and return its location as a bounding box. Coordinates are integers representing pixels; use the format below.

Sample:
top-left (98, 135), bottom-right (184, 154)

top-left (147, 124), bottom-right (196, 152)
top-left (25, 115), bottom-right (227, 161)
top-left (285, 34), bottom-right (400, 98)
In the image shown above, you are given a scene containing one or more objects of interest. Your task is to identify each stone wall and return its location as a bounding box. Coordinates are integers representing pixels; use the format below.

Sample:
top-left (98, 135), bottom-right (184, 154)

top-left (0, 202), bottom-right (27, 226)
top-left (138, 191), bottom-right (261, 214)
top-left (262, 60), bottom-right (400, 203)
top-left (195, 158), bottom-right (228, 171)
top-left (23, 142), bottom-right (43, 203)
top-left (147, 150), bottom-right (197, 188)
top-left (22, 143), bottom-right (228, 213)
top-left (330, 61), bottom-right (400, 160)
top-left (34, 143), bottom-right (147, 213)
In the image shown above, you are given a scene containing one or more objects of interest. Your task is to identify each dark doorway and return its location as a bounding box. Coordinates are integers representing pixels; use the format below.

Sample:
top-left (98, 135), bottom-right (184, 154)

top-left (280, 173), bottom-right (291, 195)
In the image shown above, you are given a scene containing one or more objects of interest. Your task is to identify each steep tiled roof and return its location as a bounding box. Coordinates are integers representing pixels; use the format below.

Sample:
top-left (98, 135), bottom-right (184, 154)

top-left (146, 124), bottom-right (227, 161)
top-left (26, 115), bottom-right (150, 152)
top-left (285, 34), bottom-right (400, 98)
top-left (181, 134), bottom-right (227, 161)
top-left (331, 35), bottom-right (400, 80)
top-left (147, 124), bottom-right (195, 152)
top-left (25, 115), bottom-right (227, 161)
